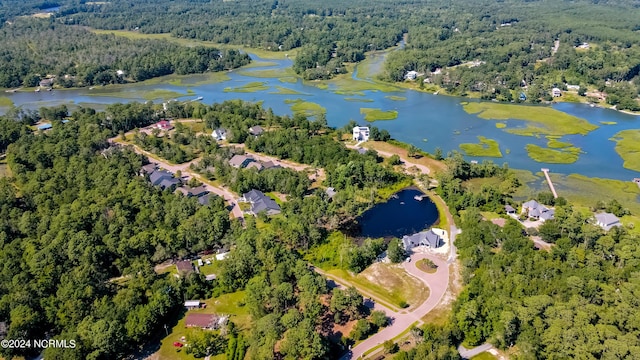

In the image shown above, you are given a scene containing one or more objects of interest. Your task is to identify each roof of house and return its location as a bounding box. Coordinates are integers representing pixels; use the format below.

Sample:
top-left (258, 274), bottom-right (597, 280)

top-left (141, 163), bottom-right (157, 174)
top-left (402, 229), bottom-right (442, 249)
top-left (198, 193), bottom-right (216, 206)
top-left (159, 177), bottom-right (181, 190)
top-left (185, 313), bottom-right (217, 328)
top-left (176, 185), bottom-right (209, 197)
top-left (246, 162), bottom-right (264, 171)
top-left (176, 260), bottom-right (194, 274)
top-left (261, 161), bottom-right (279, 170)
top-left (595, 212), bottom-right (621, 227)
top-left (326, 187), bottom-right (337, 198)
top-left (229, 154), bottom-right (255, 168)
top-left (149, 170), bottom-right (175, 186)
top-left (243, 189), bottom-right (281, 215)
top-left (37, 123), bottom-right (53, 130)
top-left (249, 125), bottom-right (264, 135)
top-left (205, 274), bottom-right (217, 281)
top-left (184, 300), bottom-right (201, 307)
top-left (353, 126), bottom-right (369, 132)
top-left (212, 128), bottom-right (227, 136)
top-left (540, 209), bottom-right (555, 221)
top-left (505, 205), bottom-right (516, 212)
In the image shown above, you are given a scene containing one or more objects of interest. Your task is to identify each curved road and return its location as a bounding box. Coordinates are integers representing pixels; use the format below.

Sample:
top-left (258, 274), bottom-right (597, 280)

top-left (340, 252), bottom-right (449, 360)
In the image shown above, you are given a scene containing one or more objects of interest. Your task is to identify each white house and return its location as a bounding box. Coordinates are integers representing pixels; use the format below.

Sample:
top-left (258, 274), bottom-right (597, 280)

top-left (211, 128), bottom-right (227, 141)
top-left (522, 200), bottom-right (555, 221)
top-left (552, 88), bottom-right (562, 97)
top-left (595, 212), bottom-right (622, 231)
top-left (405, 70), bottom-right (418, 80)
top-left (353, 126), bottom-right (370, 141)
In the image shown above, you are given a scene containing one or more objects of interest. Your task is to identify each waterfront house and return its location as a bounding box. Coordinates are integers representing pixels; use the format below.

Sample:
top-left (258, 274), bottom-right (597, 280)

top-left (156, 120), bottom-right (173, 131)
top-left (522, 200), bottom-right (554, 221)
top-left (595, 212), bottom-right (622, 231)
top-left (552, 88), bottom-right (562, 97)
top-left (402, 229), bottom-right (443, 251)
top-left (405, 70), bottom-right (418, 80)
top-left (352, 126), bottom-right (370, 141)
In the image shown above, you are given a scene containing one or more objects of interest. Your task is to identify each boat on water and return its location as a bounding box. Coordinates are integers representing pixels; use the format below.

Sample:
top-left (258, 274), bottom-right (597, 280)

top-left (414, 195), bottom-right (424, 201)
top-left (35, 88), bottom-right (40, 92)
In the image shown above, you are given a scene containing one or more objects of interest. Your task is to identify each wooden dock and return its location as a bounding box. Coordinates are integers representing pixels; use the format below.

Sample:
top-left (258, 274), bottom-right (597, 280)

top-left (541, 168), bottom-right (558, 199)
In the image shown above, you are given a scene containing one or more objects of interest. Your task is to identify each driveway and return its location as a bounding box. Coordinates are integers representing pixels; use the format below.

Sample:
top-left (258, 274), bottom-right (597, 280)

top-left (338, 253), bottom-right (449, 359)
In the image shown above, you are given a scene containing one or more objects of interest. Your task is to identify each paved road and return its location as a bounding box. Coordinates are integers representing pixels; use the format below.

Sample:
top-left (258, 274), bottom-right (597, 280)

top-left (339, 252), bottom-right (449, 360)
top-left (109, 136), bottom-right (244, 220)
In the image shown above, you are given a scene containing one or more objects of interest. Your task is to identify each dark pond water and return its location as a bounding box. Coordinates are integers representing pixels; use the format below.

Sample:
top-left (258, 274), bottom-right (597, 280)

top-left (355, 188), bottom-right (439, 239)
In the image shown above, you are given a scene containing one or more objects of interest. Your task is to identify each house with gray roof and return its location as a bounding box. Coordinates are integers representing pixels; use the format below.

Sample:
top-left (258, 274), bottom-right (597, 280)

top-left (175, 185), bottom-right (209, 198)
top-left (198, 193), bottom-right (217, 206)
top-left (211, 128), bottom-right (228, 141)
top-left (229, 154), bottom-right (256, 168)
top-left (325, 187), bottom-right (337, 200)
top-left (248, 125), bottom-right (264, 136)
top-left (140, 163), bottom-right (157, 176)
top-left (595, 212), bottom-right (622, 231)
top-left (147, 169), bottom-right (181, 190)
top-left (402, 229), bottom-right (443, 251)
top-left (241, 189), bottom-right (281, 216)
top-left (522, 200), bottom-right (554, 222)
top-left (505, 205), bottom-right (516, 214)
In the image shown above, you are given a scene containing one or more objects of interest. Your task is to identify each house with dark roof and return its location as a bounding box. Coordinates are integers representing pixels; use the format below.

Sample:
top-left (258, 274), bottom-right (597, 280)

top-left (198, 193), bottom-right (217, 206)
top-left (248, 125), bottom-right (264, 136)
top-left (140, 163), bottom-right (157, 176)
top-left (402, 229), bottom-right (443, 251)
top-left (176, 260), bottom-right (194, 276)
top-left (522, 200), bottom-right (554, 222)
top-left (175, 185), bottom-right (209, 198)
top-left (229, 154), bottom-right (256, 168)
top-left (148, 169), bottom-right (181, 190)
top-left (505, 205), bottom-right (516, 214)
top-left (241, 189), bottom-right (281, 216)
top-left (595, 212), bottom-right (622, 231)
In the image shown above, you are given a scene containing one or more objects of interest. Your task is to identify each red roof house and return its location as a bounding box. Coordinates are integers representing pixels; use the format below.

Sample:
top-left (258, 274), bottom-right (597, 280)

top-left (156, 120), bottom-right (173, 130)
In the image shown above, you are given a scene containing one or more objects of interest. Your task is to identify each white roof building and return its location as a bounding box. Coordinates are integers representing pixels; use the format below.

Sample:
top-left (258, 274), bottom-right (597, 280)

top-left (595, 212), bottom-right (622, 231)
top-left (405, 71), bottom-right (418, 80)
top-left (211, 128), bottom-right (227, 141)
top-left (353, 126), bottom-right (370, 141)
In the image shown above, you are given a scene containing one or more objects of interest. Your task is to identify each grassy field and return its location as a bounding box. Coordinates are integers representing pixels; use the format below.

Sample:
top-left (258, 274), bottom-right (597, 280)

top-left (525, 144), bottom-right (581, 163)
top-left (240, 61), bottom-right (278, 69)
top-left (156, 291), bottom-right (250, 360)
top-left (237, 67), bottom-right (297, 79)
top-left (0, 163), bottom-right (12, 178)
top-left (552, 174), bottom-right (640, 214)
top-left (363, 140), bottom-right (448, 173)
top-left (360, 108), bottom-right (398, 121)
top-left (223, 81), bottom-right (269, 93)
top-left (269, 86), bottom-right (306, 95)
top-left (610, 129), bottom-right (640, 172)
top-left (385, 95), bottom-right (407, 101)
top-left (462, 101), bottom-right (598, 136)
top-left (0, 96), bottom-right (13, 107)
top-left (139, 71), bottom-right (231, 87)
top-left (471, 352), bottom-right (498, 360)
top-left (459, 136), bottom-right (503, 157)
top-left (286, 99), bottom-right (326, 117)
top-left (463, 177), bottom-right (505, 192)
top-left (327, 264), bottom-right (429, 310)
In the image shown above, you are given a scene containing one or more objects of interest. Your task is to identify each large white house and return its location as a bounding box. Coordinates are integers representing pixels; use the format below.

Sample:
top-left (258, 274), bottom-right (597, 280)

top-left (594, 212), bottom-right (622, 231)
top-left (353, 126), bottom-right (370, 141)
top-left (211, 128), bottom-right (227, 141)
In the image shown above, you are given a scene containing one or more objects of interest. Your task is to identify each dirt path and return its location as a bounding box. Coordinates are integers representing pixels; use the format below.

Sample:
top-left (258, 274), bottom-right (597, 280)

top-left (336, 252), bottom-right (450, 359)
top-left (345, 143), bottom-right (431, 175)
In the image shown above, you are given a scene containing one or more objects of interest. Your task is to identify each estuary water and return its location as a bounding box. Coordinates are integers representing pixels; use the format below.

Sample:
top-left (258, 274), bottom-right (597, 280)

top-left (2, 54), bottom-right (640, 180)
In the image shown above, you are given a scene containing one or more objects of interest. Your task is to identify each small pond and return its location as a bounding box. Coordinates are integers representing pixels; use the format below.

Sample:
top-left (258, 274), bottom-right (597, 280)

top-left (355, 188), bottom-right (439, 239)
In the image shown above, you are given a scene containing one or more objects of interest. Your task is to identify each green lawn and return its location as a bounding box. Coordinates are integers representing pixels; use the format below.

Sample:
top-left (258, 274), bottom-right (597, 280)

top-left (360, 108), bottom-right (399, 121)
top-left (547, 137), bottom-right (573, 149)
top-left (156, 291), bottom-right (250, 360)
top-left (525, 144), bottom-right (581, 164)
top-left (471, 351), bottom-right (498, 360)
top-left (459, 136), bottom-right (503, 157)
top-left (462, 101), bottom-right (598, 136)
top-left (610, 129), bottom-right (640, 172)
top-left (600, 121), bottom-right (617, 125)
top-left (223, 81), bottom-right (269, 93)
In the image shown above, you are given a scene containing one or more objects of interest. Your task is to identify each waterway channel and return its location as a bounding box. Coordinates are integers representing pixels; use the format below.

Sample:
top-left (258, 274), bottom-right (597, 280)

top-left (2, 53), bottom-right (639, 181)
